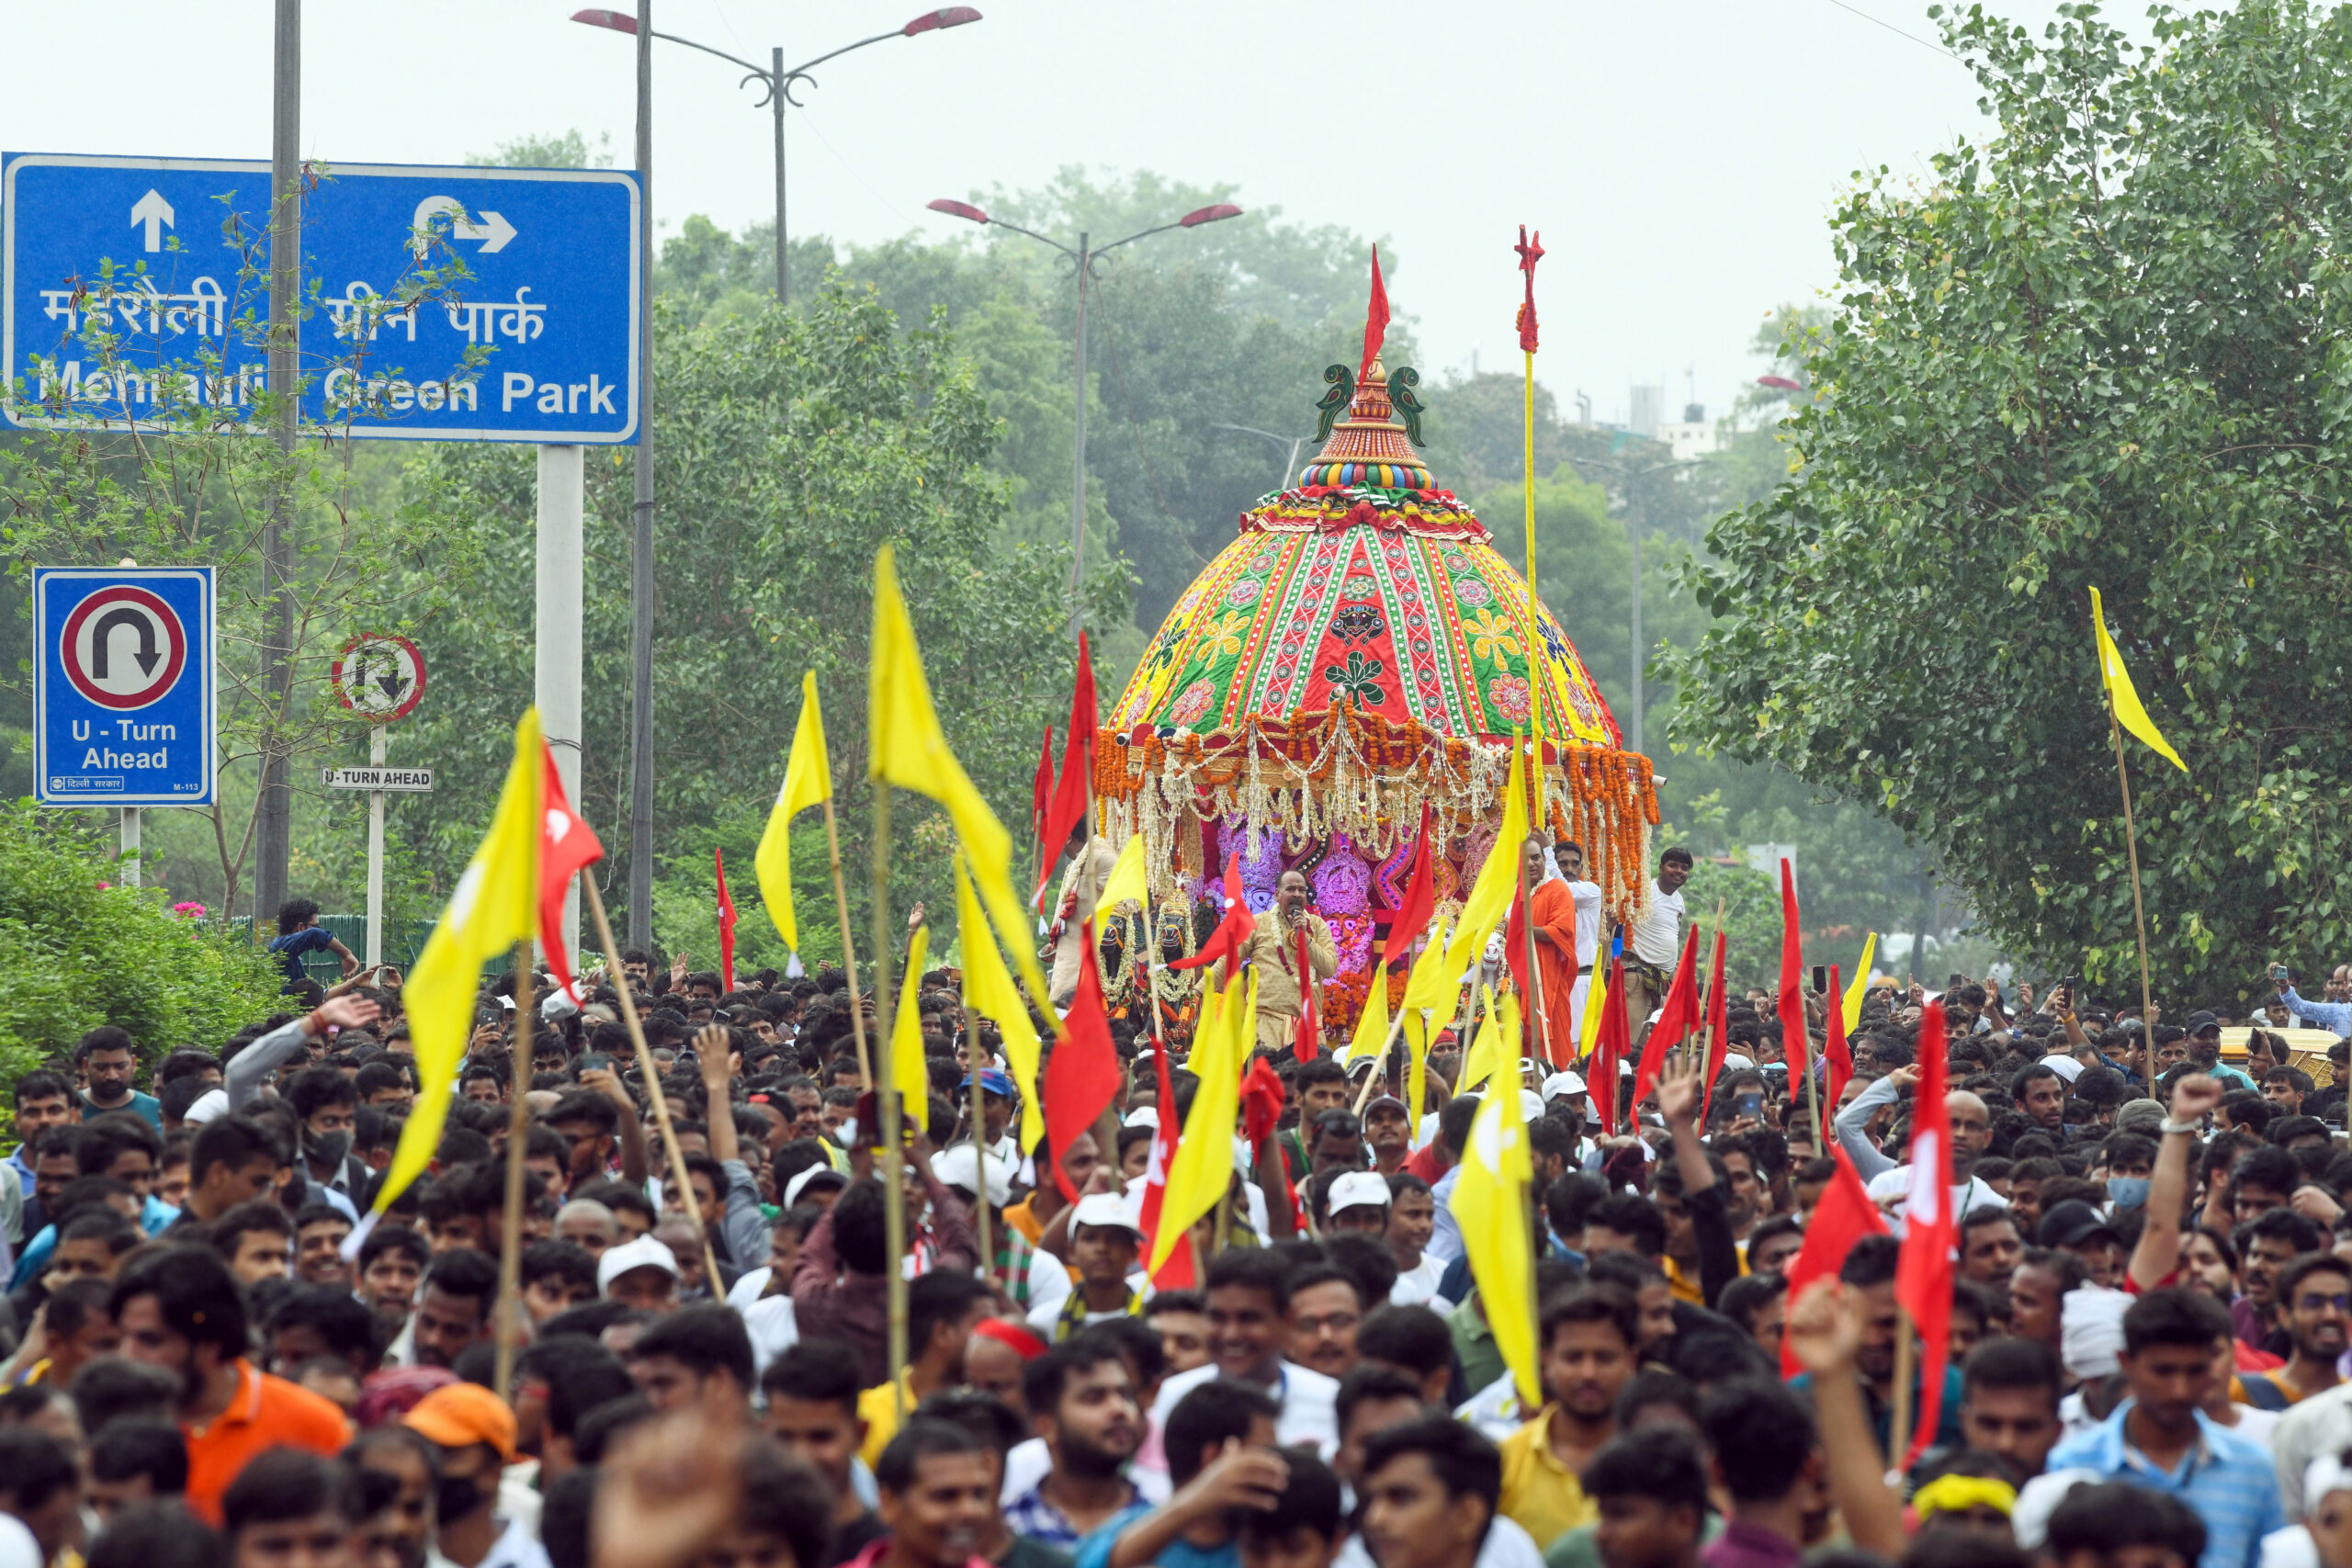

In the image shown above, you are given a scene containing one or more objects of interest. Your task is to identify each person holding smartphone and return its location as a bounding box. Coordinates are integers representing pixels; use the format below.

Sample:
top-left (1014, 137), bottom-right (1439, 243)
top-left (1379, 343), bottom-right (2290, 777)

top-left (2278, 963), bottom-right (2352, 1039)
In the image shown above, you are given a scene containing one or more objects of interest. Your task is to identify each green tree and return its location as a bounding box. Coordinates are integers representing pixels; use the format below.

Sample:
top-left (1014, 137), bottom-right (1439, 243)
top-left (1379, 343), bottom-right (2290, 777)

top-left (0, 803), bottom-right (282, 1090)
top-left (1668, 0), bottom-right (2352, 1003)
top-left (391, 279), bottom-right (1118, 960)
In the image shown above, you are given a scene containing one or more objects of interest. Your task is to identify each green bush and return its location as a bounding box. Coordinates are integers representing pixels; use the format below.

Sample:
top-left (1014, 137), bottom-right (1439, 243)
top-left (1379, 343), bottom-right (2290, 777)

top-left (0, 802), bottom-right (285, 1098)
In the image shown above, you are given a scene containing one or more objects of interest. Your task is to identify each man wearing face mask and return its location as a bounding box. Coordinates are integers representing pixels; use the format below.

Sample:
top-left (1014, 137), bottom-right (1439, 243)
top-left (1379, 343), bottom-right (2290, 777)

top-left (403, 1383), bottom-right (551, 1568)
top-left (285, 1067), bottom-right (370, 1214)
top-left (2098, 1131), bottom-right (2158, 1214)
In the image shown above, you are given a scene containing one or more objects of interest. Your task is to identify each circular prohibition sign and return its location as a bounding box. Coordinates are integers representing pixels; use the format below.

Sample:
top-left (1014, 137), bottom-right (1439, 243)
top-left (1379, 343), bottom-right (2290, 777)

top-left (59, 584), bottom-right (188, 711)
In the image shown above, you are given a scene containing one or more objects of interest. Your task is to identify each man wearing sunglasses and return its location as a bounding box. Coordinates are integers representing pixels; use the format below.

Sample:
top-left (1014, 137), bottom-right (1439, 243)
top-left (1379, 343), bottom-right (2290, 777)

top-left (2244, 1253), bottom-right (2350, 1409)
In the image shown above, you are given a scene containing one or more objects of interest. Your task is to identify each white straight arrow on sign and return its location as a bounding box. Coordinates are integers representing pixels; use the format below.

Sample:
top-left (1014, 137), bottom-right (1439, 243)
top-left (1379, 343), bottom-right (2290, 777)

top-left (130, 189), bottom-right (174, 252)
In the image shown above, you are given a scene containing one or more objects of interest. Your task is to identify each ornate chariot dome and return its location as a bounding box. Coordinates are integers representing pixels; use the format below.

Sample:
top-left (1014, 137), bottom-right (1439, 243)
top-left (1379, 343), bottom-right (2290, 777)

top-left (1094, 352), bottom-right (1661, 1022)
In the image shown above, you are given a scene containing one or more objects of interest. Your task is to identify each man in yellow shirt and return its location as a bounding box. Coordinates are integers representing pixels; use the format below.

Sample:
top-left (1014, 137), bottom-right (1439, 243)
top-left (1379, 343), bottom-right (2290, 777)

top-left (858, 1269), bottom-right (991, 1466)
top-left (1498, 1286), bottom-right (1638, 1551)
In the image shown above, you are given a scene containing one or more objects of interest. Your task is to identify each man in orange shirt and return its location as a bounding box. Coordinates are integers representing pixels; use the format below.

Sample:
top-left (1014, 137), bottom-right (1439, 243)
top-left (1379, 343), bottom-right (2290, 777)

top-left (109, 1244), bottom-right (350, 1525)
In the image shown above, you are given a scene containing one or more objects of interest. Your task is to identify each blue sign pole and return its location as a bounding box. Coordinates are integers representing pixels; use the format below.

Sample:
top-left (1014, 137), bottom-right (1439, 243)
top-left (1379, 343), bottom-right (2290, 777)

top-left (2, 154), bottom-right (640, 444)
top-left (34, 566), bottom-right (218, 807)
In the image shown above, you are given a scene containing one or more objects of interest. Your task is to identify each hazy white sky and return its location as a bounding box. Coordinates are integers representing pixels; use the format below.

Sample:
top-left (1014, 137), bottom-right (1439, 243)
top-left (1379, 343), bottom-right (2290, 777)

top-left (2, 0), bottom-right (2119, 429)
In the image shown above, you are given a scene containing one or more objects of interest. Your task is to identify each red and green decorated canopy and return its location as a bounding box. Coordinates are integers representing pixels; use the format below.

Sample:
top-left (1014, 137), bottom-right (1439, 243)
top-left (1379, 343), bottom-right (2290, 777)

top-left (1095, 359), bottom-right (1660, 990)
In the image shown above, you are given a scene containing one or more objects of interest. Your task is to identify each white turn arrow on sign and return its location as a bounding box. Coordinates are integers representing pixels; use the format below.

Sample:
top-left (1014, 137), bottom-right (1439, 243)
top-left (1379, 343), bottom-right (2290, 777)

top-left (411, 196), bottom-right (518, 257)
top-left (130, 189), bottom-right (175, 252)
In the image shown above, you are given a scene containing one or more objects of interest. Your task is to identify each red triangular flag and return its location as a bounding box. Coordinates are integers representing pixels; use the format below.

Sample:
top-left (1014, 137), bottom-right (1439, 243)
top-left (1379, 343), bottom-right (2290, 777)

top-left (1591, 955), bottom-right (1629, 1138)
top-left (1035, 637), bottom-right (1099, 909)
top-left (1291, 925), bottom-right (1320, 1061)
top-left (1043, 921), bottom-right (1122, 1202)
top-left (1700, 928), bottom-right (1730, 1124)
top-left (715, 848), bottom-right (738, 994)
top-left (1358, 247), bottom-right (1391, 384)
top-left (1031, 724), bottom-right (1056, 852)
top-left (1824, 964), bottom-right (1855, 1112)
top-left (1168, 853), bottom-right (1257, 973)
top-left (1383, 807), bottom-right (1438, 964)
top-left (1138, 1030), bottom-right (1193, 1288)
top-left (537, 743), bottom-right (605, 996)
top-left (1894, 1003), bottom-right (1955, 1467)
top-left (1632, 925), bottom-right (1702, 1108)
top-left (1778, 1144), bottom-right (1891, 1379)
top-left (1776, 859), bottom-right (1810, 1092)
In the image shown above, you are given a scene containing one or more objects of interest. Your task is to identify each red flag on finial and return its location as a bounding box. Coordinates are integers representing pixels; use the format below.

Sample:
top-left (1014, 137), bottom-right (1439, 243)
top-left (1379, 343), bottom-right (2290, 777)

top-left (1515, 227), bottom-right (1544, 354)
top-left (1359, 246), bottom-right (1390, 383)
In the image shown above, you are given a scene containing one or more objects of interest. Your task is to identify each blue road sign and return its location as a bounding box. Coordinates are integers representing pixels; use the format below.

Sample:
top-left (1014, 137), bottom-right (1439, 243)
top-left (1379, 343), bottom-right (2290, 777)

top-left (2, 153), bottom-right (639, 444)
top-left (34, 566), bottom-right (217, 807)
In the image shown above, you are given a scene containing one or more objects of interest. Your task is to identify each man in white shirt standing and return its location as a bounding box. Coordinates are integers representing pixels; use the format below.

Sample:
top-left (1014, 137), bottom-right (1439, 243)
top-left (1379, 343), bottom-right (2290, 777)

top-left (1554, 840), bottom-right (1606, 1043)
top-left (1623, 846), bottom-right (1692, 1044)
top-left (1149, 1248), bottom-right (1339, 1458)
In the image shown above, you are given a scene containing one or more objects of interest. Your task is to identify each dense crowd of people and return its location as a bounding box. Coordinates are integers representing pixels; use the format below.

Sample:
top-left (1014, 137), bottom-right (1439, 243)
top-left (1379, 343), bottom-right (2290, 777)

top-left (4, 848), bottom-right (2352, 1568)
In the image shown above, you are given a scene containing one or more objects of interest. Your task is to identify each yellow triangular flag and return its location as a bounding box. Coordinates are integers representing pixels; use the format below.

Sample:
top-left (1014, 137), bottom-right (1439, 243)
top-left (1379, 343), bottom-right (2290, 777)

top-left (891, 925), bottom-right (931, 1133)
top-left (757, 671), bottom-right (832, 953)
top-left (2089, 587), bottom-right (2188, 773)
top-left (1148, 971), bottom-right (1254, 1274)
top-left (1459, 986), bottom-right (1510, 1095)
top-left (1456, 1065), bottom-right (1540, 1405)
top-left (1345, 961), bottom-right (1390, 1066)
top-left (1441, 738), bottom-right (1530, 979)
top-left (1577, 944), bottom-right (1611, 1059)
top-left (956, 854), bottom-right (1043, 1155)
top-left (1841, 932), bottom-right (1877, 1032)
top-left (1399, 914), bottom-right (1460, 1015)
top-left (370, 708), bottom-right (541, 1214)
top-left (868, 545), bottom-right (1053, 1005)
top-left (1096, 833), bottom-right (1148, 919)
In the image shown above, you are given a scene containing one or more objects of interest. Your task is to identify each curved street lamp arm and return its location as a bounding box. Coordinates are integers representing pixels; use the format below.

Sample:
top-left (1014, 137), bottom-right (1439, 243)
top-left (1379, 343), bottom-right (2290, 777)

top-left (1091, 220), bottom-right (1188, 257)
top-left (778, 28), bottom-right (907, 104)
top-left (650, 28), bottom-right (773, 81)
top-left (983, 220), bottom-right (1078, 260)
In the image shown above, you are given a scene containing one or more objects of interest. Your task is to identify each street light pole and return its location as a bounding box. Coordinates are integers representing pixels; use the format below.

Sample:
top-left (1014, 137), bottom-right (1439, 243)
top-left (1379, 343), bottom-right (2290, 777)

top-left (1212, 423), bottom-right (1310, 494)
top-left (1575, 455), bottom-right (1696, 757)
top-left (1069, 231), bottom-right (1088, 640)
top-left (575, 8), bottom-right (981, 305)
top-left (628, 0), bottom-right (657, 945)
top-left (927, 197), bottom-right (1242, 639)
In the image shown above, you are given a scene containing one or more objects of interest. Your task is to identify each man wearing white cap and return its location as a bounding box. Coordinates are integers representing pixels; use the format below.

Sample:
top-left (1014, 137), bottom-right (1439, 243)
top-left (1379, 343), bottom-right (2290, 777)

top-left (933, 1145), bottom-right (1071, 1327)
top-left (1030, 1192), bottom-right (1146, 1343)
top-left (598, 1233), bottom-right (681, 1314)
top-left (1323, 1171), bottom-right (1391, 1238)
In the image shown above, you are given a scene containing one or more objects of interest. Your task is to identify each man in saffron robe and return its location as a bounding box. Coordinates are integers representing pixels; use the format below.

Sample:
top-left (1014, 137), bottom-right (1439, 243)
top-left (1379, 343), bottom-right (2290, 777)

top-left (1518, 838), bottom-right (1582, 1066)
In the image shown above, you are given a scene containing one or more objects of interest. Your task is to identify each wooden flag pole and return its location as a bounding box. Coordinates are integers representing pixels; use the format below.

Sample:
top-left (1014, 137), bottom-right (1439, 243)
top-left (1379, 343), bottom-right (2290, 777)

top-left (2106, 702), bottom-right (2161, 1092)
top-left (818, 793), bottom-right (875, 1090)
top-left (1888, 1305), bottom-right (1917, 1475)
top-left (872, 783), bottom-right (910, 1427)
top-left (968, 1030), bottom-right (994, 1295)
top-left (583, 877), bottom-right (726, 1294)
top-left (492, 941), bottom-right (535, 1400)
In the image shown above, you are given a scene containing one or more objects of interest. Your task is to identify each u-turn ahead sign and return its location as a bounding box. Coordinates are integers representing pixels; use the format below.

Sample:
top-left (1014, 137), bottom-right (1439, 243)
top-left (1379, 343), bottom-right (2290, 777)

top-left (34, 566), bottom-right (216, 806)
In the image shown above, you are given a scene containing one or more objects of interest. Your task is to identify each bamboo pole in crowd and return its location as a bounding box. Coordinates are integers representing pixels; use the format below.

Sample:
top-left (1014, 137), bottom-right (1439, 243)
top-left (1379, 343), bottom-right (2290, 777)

top-left (1888, 1308), bottom-right (1917, 1475)
top-left (492, 942), bottom-right (534, 1400)
top-left (818, 789), bottom-right (875, 1089)
top-left (872, 784), bottom-right (910, 1426)
top-left (583, 877), bottom-right (725, 1294)
top-left (967, 1031), bottom-right (994, 1292)
top-left (2104, 702), bottom-right (2162, 1092)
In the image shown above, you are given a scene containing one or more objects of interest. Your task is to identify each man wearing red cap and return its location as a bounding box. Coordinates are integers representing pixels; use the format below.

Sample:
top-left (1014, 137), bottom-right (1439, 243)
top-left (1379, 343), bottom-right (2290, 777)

top-left (404, 1382), bottom-right (549, 1568)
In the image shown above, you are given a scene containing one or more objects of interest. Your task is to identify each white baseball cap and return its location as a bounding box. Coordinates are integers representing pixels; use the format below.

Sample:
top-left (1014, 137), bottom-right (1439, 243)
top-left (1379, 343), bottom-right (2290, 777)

top-left (783, 1163), bottom-right (848, 1209)
top-left (932, 1145), bottom-right (1012, 1209)
top-left (1542, 1070), bottom-right (1587, 1099)
top-left (1326, 1170), bottom-right (1391, 1215)
top-left (597, 1234), bottom-right (680, 1295)
top-left (184, 1087), bottom-right (231, 1125)
top-left (1520, 1090), bottom-right (1547, 1122)
top-left (1069, 1191), bottom-right (1147, 1240)
top-left (1124, 1107), bottom-right (1160, 1130)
